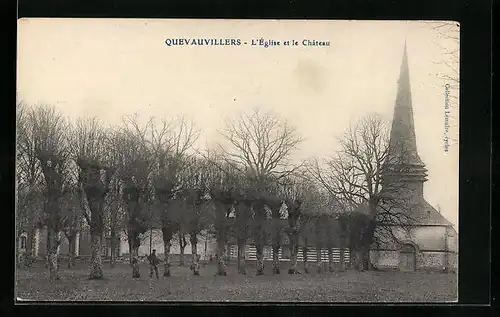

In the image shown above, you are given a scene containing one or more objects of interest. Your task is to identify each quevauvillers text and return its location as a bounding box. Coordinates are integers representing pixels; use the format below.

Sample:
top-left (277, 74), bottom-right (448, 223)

top-left (165, 38), bottom-right (331, 47)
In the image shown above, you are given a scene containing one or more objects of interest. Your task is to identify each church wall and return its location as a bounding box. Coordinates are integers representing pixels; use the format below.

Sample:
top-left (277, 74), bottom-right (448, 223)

top-left (419, 251), bottom-right (447, 271)
top-left (371, 225), bottom-right (457, 271)
top-left (370, 250), bottom-right (399, 269)
top-left (446, 227), bottom-right (458, 253)
top-left (377, 225), bottom-right (448, 251)
top-left (447, 252), bottom-right (458, 272)
top-left (411, 226), bottom-right (447, 251)
top-left (371, 249), bottom-right (457, 272)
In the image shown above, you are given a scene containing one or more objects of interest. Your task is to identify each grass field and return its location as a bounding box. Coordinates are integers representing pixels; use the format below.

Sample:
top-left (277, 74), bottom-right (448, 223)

top-left (16, 261), bottom-right (457, 302)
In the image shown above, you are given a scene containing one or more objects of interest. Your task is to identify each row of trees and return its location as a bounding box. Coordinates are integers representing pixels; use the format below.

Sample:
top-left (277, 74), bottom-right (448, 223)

top-left (16, 104), bottom-right (413, 280)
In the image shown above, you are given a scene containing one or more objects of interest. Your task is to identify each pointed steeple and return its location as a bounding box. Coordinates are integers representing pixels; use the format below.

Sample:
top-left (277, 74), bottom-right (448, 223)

top-left (388, 41), bottom-right (424, 165)
top-left (383, 42), bottom-right (428, 198)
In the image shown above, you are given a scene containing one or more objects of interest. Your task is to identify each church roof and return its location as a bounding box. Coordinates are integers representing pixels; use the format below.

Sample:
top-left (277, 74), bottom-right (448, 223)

top-left (379, 198), bottom-right (454, 227)
top-left (416, 199), bottom-right (454, 226)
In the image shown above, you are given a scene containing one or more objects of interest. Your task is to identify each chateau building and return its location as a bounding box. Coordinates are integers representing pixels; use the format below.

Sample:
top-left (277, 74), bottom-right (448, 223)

top-left (18, 226), bottom-right (218, 261)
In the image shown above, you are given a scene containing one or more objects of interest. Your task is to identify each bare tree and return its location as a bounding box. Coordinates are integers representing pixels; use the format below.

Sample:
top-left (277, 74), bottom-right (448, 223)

top-left (267, 183), bottom-right (286, 275)
top-left (29, 105), bottom-right (71, 280)
top-left (178, 156), bottom-right (213, 276)
top-left (427, 21), bottom-right (459, 88)
top-left (110, 117), bottom-right (155, 278)
top-left (308, 114), bottom-right (415, 271)
top-left (177, 230), bottom-right (188, 266)
top-left (59, 186), bottom-right (83, 268)
top-left (204, 158), bottom-right (244, 276)
top-left (16, 102), bottom-right (44, 266)
top-left (150, 115), bottom-right (200, 277)
top-left (231, 200), bottom-right (253, 275)
top-left (218, 108), bottom-right (303, 182)
top-left (105, 174), bottom-right (125, 268)
top-left (248, 185), bottom-right (279, 276)
top-left (421, 21), bottom-right (460, 148)
top-left (71, 116), bottom-right (115, 279)
top-left (218, 108), bottom-right (303, 275)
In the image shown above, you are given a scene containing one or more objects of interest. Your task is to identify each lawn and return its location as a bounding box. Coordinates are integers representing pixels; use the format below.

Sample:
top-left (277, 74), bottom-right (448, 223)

top-left (16, 261), bottom-right (457, 302)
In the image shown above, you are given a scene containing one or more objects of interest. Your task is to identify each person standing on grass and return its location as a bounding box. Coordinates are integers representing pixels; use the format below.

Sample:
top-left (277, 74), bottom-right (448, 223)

top-left (148, 249), bottom-right (160, 279)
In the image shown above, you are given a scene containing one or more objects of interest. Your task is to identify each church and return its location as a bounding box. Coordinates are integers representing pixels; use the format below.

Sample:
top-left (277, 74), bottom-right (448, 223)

top-left (369, 43), bottom-right (458, 272)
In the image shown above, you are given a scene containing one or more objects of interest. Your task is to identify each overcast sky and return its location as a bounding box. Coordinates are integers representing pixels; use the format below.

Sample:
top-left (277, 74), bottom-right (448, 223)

top-left (17, 19), bottom-right (459, 227)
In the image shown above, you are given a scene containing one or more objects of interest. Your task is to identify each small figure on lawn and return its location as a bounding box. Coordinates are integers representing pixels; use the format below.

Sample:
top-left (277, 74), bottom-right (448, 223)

top-left (147, 249), bottom-right (160, 279)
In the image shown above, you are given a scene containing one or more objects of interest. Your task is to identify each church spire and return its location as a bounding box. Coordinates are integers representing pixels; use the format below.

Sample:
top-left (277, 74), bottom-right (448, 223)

top-left (383, 42), bottom-right (428, 197)
top-left (387, 41), bottom-right (425, 167)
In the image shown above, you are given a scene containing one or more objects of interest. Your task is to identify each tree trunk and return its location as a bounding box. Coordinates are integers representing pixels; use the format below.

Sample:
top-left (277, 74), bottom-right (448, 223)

top-left (316, 246), bottom-right (323, 273)
top-left (46, 227), bottom-right (60, 281)
top-left (328, 247), bottom-right (334, 272)
top-left (103, 232), bottom-right (109, 258)
top-left (25, 226), bottom-right (35, 267)
top-left (161, 224), bottom-right (175, 277)
top-left (272, 222), bottom-right (281, 275)
top-left (215, 233), bottom-right (227, 276)
top-left (353, 249), bottom-right (365, 271)
top-left (255, 244), bottom-right (265, 275)
top-left (162, 232), bottom-right (172, 277)
top-left (302, 243), bottom-right (309, 273)
top-left (127, 237), bottom-right (133, 265)
top-left (89, 233), bottom-right (104, 279)
top-left (67, 235), bottom-right (75, 269)
top-left (339, 248), bottom-right (346, 271)
top-left (110, 229), bottom-right (117, 268)
top-left (272, 244), bottom-right (280, 275)
top-left (237, 238), bottom-right (247, 275)
top-left (190, 234), bottom-right (199, 276)
top-left (288, 234), bottom-right (299, 274)
top-left (179, 232), bottom-right (186, 267)
top-left (362, 247), bottom-right (371, 271)
top-left (129, 233), bottom-right (141, 278)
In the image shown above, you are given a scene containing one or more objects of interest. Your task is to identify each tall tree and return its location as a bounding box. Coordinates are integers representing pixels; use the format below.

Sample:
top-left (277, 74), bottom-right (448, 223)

top-left (420, 21), bottom-right (459, 149)
top-left (151, 115), bottom-right (200, 277)
top-left (106, 175), bottom-right (125, 268)
top-left (218, 108), bottom-right (303, 275)
top-left (205, 160), bottom-right (244, 276)
top-left (178, 157), bottom-right (213, 276)
top-left (110, 116), bottom-right (154, 278)
top-left (16, 102), bottom-right (44, 265)
top-left (59, 186), bottom-right (83, 268)
top-left (71, 116), bottom-right (115, 279)
top-left (267, 184), bottom-right (285, 275)
top-left (30, 105), bottom-right (71, 280)
top-left (308, 114), bottom-right (415, 271)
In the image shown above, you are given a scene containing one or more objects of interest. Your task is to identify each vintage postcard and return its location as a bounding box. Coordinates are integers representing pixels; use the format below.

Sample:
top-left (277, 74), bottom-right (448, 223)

top-left (16, 19), bottom-right (459, 302)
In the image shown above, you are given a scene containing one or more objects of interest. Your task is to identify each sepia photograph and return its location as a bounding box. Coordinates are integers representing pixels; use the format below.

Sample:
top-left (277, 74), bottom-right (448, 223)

top-left (15, 19), bottom-right (459, 302)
